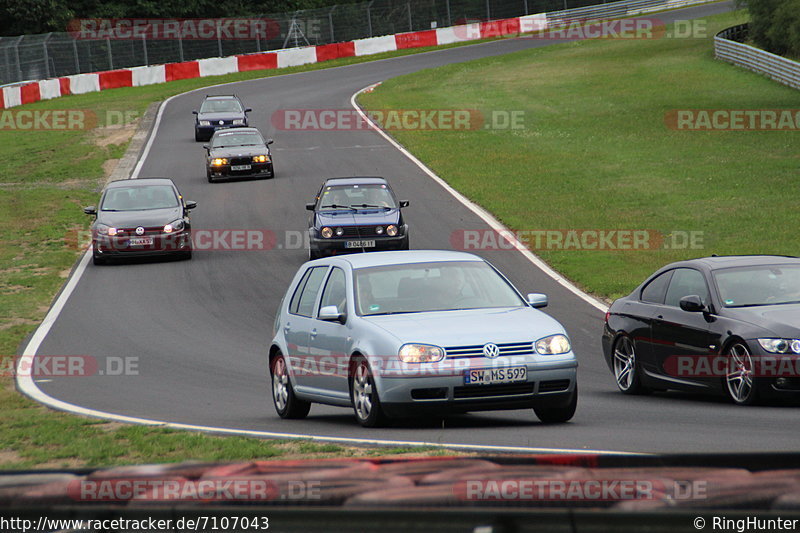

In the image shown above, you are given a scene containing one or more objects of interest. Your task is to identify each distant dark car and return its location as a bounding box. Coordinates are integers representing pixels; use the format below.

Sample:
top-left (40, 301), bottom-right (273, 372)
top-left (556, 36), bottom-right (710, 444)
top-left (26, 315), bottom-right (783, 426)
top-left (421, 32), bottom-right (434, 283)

top-left (83, 178), bottom-right (196, 265)
top-left (602, 255), bottom-right (800, 405)
top-left (193, 95), bottom-right (251, 141)
top-left (204, 128), bottom-right (274, 182)
top-left (306, 177), bottom-right (409, 260)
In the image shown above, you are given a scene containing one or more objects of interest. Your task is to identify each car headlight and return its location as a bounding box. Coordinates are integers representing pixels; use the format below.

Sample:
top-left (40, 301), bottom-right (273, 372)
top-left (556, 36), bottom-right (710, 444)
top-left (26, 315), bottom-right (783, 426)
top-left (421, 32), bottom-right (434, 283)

top-left (211, 158), bottom-right (228, 166)
top-left (321, 227), bottom-right (333, 238)
top-left (386, 225), bottom-right (398, 236)
top-left (535, 334), bottom-right (571, 355)
top-left (96, 224), bottom-right (117, 236)
top-left (199, 120), bottom-right (211, 126)
top-left (163, 219), bottom-right (185, 234)
top-left (399, 344), bottom-right (444, 363)
top-left (232, 119), bottom-right (245, 125)
top-left (758, 338), bottom-right (800, 354)
top-left (253, 155), bottom-right (269, 163)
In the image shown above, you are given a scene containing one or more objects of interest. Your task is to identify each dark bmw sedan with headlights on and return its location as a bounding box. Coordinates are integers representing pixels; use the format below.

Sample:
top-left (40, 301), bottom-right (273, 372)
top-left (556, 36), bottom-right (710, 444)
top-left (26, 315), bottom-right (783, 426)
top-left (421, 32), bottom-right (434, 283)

top-left (306, 177), bottom-right (409, 260)
top-left (193, 94), bottom-right (250, 141)
top-left (204, 128), bottom-right (274, 182)
top-left (83, 178), bottom-right (196, 265)
top-left (602, 255), bottom-right (800, 405)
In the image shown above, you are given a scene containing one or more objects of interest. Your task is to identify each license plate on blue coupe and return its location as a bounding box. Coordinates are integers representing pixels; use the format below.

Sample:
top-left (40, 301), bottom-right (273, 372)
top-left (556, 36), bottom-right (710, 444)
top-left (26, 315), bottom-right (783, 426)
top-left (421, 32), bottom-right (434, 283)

top-left (465, 366), bottom-right (527, 385)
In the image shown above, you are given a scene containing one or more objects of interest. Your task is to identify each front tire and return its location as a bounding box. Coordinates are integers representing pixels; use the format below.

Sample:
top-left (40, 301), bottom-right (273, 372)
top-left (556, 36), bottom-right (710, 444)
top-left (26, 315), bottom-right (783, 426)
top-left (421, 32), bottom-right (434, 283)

top-left (724, 342), bottom-right (759, 405)
top-left (271, 352), bottom-right (310, 419)
top-left (612, 335), bottom-right (651, 395)
top-left (534, 384), bottom-right (578, 423)
top-left (350, 357), bottom-right (386, 428)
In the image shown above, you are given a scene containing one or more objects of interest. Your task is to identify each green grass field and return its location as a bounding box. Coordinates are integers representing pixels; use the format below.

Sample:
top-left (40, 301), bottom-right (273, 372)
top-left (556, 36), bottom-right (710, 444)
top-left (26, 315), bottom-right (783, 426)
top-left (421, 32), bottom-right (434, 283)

top-left (360, 10), bottom-right (800, 300)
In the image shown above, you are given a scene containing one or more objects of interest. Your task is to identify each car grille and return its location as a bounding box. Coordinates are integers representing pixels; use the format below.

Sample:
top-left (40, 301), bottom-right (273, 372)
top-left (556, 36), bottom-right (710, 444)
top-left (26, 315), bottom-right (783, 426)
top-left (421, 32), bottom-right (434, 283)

top-left (116, 226), bottom-right (164, 236)
top-left (229, 156), bottom-right (251, 166)
top-left (341, 226), bottom-right (382, 237)
top-left (445, 342), bottom-right (535, 359)
top-left (539, 379), bottom-right (571, 393)
top-left (453, 383), bottom-right (535, 399)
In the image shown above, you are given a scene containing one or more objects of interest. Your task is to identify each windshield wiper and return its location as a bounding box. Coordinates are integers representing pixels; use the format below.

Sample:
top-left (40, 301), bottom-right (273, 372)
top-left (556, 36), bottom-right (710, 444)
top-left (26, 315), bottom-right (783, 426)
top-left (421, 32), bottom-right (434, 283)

top-left (320, 204), bottom-right (357, 210)
top-left (366, 311), bottom-right (416, 316)
top-left (349, 203), bottom-right (393, 209)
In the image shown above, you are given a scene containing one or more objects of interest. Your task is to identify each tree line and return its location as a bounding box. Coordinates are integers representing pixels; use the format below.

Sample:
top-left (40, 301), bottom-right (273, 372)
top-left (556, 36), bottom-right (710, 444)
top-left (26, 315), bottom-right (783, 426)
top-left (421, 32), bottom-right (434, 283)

top-left (740, 0), bottom-right (800, 57)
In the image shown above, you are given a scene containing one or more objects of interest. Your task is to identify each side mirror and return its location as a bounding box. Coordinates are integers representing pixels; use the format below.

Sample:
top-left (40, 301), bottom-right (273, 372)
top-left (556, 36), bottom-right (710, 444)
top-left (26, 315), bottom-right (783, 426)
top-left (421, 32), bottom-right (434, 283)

top-left (266, 138), bottom-right (274, 145)
top-left (83, 206), bottom-right (97, 215)
top-left (679, 295), bottom-right (706, 312)
top-left (305, 203), bottom-right (316, 211)
top-left (202, 144), bottom-right (210, 150)
top-left (184, 200), bottom-right (197, 210)
top-left (192, 110), bottom-right (198, 115)
top-left (527, 293), bottom-right (548, 308)
top-left (245, 108), bottom-right (252, 113)
top-left (319, 305), bottom-right (344, 323)
top-left (399, 200), bottom-right (410, 208)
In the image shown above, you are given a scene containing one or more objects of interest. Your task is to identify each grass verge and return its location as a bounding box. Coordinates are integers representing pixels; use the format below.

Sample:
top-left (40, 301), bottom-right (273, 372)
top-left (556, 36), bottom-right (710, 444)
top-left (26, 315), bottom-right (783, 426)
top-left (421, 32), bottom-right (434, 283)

top-left (360, 10), bottom-right (800, 300)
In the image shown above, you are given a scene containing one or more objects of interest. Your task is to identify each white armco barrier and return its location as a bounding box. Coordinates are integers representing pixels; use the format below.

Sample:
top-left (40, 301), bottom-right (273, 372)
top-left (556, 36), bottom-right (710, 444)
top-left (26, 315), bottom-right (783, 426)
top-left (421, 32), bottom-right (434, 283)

top-left (435, 23), bottom-right (481, 45)
top-left (67, 73), bottom-right (100, 94)
top-left (131, 65), bottom-right (166, 87)
top-left (198, 57), bottom-right (239, 77)
top-left (38, 79), bottom-right (61, 100)
top-left (353, 35), bottom-right (397, 56)
top-left (519, 14), bottom-right (548, 33)
top-left (276, 47), bottom-right (318, 69)
top-left (2, 86), bottom-right (22, 107)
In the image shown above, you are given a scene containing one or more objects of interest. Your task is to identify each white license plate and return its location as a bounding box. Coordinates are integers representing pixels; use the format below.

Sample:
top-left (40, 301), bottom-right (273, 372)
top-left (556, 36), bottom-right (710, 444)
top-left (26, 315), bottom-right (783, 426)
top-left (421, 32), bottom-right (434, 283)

top-left (129, 237), bottom-right (153, 246)
top-left (345, 240), bottom-right (376, 248)
top-left (231, 164), bottom-right (251, 171)
top-left (464, 366), bottom-right (527, 385)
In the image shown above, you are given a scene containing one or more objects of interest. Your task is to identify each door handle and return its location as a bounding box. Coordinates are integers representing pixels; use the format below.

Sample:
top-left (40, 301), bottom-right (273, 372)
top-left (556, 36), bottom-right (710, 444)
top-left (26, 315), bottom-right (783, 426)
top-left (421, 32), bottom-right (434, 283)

top-left (283, 324), bottom-right (291, 333)
top-left (310, 329), bottom-right (318, 338)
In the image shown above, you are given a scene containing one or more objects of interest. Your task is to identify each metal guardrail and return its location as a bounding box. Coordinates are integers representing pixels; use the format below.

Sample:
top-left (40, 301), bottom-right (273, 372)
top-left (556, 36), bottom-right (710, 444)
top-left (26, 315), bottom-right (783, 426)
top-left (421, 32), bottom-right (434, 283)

top-left (0, 0), bottom-right (717, 86)
top-left (714, 23), bottom-right (800, 90)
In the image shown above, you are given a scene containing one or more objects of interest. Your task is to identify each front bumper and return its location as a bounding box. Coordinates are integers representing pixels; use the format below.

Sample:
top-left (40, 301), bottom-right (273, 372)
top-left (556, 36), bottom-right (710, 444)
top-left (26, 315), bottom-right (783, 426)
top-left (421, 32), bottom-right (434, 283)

top-left (93, 231), bottom-right (191, 257)
top-left (208, 162), bottom-right (273, 179)
top-left (309, 232), bottom-right (409, 255)
top-left (373, 361), bottom-right (577, 417)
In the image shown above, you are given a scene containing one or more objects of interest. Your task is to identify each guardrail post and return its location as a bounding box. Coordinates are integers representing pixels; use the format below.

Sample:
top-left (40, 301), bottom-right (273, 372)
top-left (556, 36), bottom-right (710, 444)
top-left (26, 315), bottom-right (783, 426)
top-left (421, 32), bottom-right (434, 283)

top-left (14, 36), bottom-right (23, 82)
top-left (141, 33), bottom-right (148, 66)
top-left (367, 1), bottom-right (374, 38)
top-left (328, 6), bottom-right (337, 43)
top-left (43, 33), bottom-right (52, 78)
top-left (524, 0), bottom-right (529, 14)
top-left (72, 38), bottom-right (80, 73)
top-left (178, 34), bottom-right (184, 62)
top-left (408, 2), bottom-right (413, 32)
top-left (486, 0), bottom-right (491, 19)
top-left (217, 20), bottom-right (223, 57)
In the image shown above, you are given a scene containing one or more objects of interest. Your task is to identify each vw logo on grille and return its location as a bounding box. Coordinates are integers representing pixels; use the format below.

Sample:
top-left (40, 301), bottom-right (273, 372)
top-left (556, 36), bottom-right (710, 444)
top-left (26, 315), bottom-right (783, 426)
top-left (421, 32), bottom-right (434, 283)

top-left (135, 227), bottom-right (145, 235)
top-left (483, 343), bottom-right (500, 359)
top-left (218, 120), bottom-right (224, 125)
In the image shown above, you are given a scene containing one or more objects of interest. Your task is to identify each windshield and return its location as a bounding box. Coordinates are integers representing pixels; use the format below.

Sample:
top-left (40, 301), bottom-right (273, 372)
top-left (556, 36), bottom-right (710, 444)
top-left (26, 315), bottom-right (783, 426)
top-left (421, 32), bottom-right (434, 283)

top-left (100, 185), bottom-right (179, 211)
top-left (212, 132), bottom-right (263, 147)
top-left (354, 261), bottom-right (526, 315)
top-left (319, 184), bottom-right (397, 209)
top-left (200, 99), bottom-right (243, 113)
top-left (714, 265), bottom-right (800, 307)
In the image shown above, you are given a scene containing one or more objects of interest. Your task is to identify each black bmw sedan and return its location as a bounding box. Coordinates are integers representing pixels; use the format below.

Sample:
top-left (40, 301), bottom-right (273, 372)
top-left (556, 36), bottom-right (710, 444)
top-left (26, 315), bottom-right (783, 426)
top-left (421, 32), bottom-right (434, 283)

top-left (83, 178), bottom-right (196, 265)
top-left (204, 128), bottom-right (274, 182)
top-left (602, 255), bottom-right (800, 405)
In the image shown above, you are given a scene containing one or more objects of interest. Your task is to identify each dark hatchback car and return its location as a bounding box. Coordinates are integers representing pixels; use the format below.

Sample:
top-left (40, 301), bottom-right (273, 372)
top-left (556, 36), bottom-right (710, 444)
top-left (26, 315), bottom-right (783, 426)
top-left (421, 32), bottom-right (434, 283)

top-left (204, 128), bottom-right (274, 182)
top-left (306, 177), bottom-right (409, 260)
top-left (193, 95), bottom-right (250, 141)
top-left (602, 255), bottom-right (800, 405)
top-left (83, 178), bottom-right (196, 265)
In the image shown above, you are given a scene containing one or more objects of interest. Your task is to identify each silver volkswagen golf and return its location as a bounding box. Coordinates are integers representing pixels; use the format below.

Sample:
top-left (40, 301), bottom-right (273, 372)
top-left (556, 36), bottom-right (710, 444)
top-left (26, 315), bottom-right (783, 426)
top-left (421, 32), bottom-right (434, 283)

top-left (269, 250), bottom-right (578, 427)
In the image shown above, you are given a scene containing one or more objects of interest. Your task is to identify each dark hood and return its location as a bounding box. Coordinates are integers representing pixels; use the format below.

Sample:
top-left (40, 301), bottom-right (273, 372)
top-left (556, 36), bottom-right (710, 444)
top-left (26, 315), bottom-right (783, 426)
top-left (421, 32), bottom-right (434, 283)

top-left (724, 303), bottom-right (800, 338)
top-left (96, 206), bottom-right (183, 228)
top-left (315, 208), bottom-right (401, 227)
top-left (209, 145), bottom-right (268, 158)
top-left (197, 111), bottom-right (245, 122)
